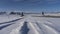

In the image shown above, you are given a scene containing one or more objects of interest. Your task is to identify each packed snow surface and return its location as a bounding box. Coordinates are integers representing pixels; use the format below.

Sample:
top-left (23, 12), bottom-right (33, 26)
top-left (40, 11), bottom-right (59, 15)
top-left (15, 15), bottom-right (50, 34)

top-left (0, 14), bottom-right (60, 34)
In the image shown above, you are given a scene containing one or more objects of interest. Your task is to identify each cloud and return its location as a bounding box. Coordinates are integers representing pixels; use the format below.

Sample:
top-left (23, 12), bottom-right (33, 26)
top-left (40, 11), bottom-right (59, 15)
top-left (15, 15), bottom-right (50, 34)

top-left (23, 0), bottom-right (60, 4)
top-left (45, 0), bottom-right (60, 4)
top-left (0, 0), bottom-right (60, 7)
top-left (1, 0), bottom-right (59, 4)
top-left (12, 0), bottom-right (22, 1)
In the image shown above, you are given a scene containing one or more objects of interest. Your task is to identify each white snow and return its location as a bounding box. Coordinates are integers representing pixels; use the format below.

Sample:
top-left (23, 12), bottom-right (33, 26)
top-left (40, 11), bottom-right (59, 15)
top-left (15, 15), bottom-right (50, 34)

top-left (0, 14), bottom-right (60, 34)
top-left (0, 15), bottom-right (22, 23)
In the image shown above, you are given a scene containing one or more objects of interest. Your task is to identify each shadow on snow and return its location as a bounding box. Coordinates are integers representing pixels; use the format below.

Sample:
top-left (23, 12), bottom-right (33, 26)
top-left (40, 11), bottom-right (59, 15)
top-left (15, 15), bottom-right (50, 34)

top-left (20, 21), bottom-right (30, 34)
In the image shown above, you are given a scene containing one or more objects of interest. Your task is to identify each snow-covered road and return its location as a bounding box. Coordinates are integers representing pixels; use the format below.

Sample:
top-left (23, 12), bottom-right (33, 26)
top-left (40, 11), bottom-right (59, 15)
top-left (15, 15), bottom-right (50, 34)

top-left (0, 15), bottom-right (60, 34)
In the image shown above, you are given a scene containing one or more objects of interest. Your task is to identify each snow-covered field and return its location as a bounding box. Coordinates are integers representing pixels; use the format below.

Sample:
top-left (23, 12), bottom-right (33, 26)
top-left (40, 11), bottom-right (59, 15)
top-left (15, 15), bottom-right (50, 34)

top-left (0, 14), bottom-right (60, 34)
top-left (0, 15), bottom-right (22, 23)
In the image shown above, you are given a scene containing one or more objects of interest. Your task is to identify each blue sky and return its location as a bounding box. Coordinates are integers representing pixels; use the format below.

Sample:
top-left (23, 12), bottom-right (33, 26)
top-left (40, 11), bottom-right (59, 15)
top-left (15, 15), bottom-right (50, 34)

top-left (0, 0), bottom-right (60, 12)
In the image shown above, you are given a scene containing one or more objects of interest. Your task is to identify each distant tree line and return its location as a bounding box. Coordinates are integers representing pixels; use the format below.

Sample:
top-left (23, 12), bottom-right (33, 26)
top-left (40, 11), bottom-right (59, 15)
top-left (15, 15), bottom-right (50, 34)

top-left (0, 12), bottom-right (24, 16)
top-left (10, 12), bottom-right (21, 15)
top-left (0, 12), bottom-right (6, 15)
top-left (10, 12), bottom-right (24, 16)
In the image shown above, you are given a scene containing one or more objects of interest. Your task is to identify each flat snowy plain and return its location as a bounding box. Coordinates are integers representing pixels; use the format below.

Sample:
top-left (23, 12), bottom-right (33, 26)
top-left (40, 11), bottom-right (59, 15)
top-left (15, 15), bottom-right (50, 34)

top-left (0, 13), bottom-right (60, 34)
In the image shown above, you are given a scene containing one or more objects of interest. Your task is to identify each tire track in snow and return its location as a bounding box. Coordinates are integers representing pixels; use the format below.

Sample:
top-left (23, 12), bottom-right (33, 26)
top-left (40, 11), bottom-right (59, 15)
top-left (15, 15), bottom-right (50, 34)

top-left (25, 16), bottom-right (40, 34)
top-left (44, 20), bottom-right (60, 33)
top-left (28, 22), bottom-right (39, 34)
top-left (0, 18), bottom-right (23, 25)
top-left (36, 22), bottom-right (59, 34)
top-left (35, 22), bottom-right (45, 34)
top-left (0, 23), bottom-right (15, 30)
top-left (10, 18), bottom-right (28, 34)
top-left (43, 24), bottom-right (58, 34)
top-left (27, 16), bottom-right (44, 34)
top-left (10, 21), bottom-right (25, 34)
top-left (9, 16), bottom-right (59, 34)
top-left (0, 18), bottom-right (23, 30)
top-left (29, 16), bottom-right (58, 34)
top-left (44, 23), bottom-right (60, 33)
